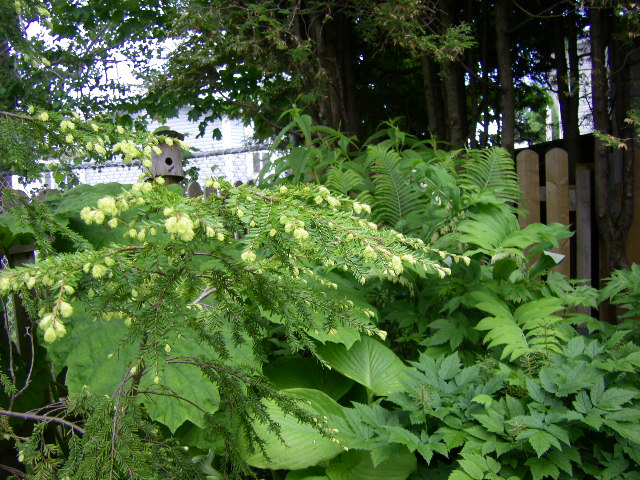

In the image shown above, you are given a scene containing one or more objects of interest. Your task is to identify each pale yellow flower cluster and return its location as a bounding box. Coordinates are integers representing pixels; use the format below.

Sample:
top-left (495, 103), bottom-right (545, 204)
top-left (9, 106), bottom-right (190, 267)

top-left (279, 214), bottom-right (309, 241)
top-left (39, 299), bottom-right (73, 343)
top-left (165, 215), bottom-right (196, 242)
top-left (205, 224), bottom-right (225, 242)
top-left (113, 139), bottom-right (160, 164)
top-left (204, 178), bottom-right (221, 189)
top-left (80, 206), bottom-right (105, 225)
top-left (352, 202), bottom-right (372, 215)
top-left (241, 249), bottom-right (257, 263)
top-left (59, 120), bottom-right (75, 131)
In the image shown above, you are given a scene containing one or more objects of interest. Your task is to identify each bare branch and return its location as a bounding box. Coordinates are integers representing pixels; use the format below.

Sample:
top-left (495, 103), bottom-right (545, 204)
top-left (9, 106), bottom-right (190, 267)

top-left (0, 409), bottom-right (85, 435)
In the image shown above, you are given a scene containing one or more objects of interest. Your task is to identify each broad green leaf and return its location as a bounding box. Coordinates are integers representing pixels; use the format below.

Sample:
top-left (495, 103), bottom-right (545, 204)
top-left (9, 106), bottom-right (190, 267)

top-left (448, 472), bottom-right (473, 480)
top-left (604, 420), bottom-right (640, 444)
top-left (46, 310), bottom-right (221, 433)
top-left (573, 391), bottom-right (592, 414)
top-left (285, 466), bottom-right (329, 480)
top-left (241, 389), bottom-right (345, 470)
top-left (316, 336), bottom-right (407, 395)
top-left (526, 379), bottom-right (549, 404)
top-left (264, 356), bottom-right (354, 400)
top-left (262, 308), bottom-right (360, 349)
top-left (326, 449), bottom-right (416, 480)
top-left (138, 361), bottom-right (220, 433)
top-left (384, 425), bottom-right (421, 451)
top-left (547, 449), bottom-right (574, 476)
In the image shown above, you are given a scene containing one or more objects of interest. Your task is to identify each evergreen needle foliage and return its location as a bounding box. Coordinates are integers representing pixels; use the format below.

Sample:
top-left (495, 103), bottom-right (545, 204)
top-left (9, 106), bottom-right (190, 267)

top-left (0, 165), bottom-right (463, 477)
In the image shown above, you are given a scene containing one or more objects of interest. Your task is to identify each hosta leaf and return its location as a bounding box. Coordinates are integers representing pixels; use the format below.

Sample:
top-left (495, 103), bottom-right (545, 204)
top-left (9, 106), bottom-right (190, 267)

top-left (316, 336), bottom-right (407, 395)
top-left (138, 362), bottom-right (220, 433)
top-left (264, 356), bottom-right (354, 400)
top-left (241, 389), bottom-right (345, 470)
top-left (285, 466), bottom-right (329, 480)
top-left (326, 449), bottom-right (416, 480)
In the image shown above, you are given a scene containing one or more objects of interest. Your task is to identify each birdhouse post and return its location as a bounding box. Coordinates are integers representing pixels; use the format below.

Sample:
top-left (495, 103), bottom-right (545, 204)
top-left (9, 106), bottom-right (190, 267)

top-left (146, 130), bottom-right (185, 185)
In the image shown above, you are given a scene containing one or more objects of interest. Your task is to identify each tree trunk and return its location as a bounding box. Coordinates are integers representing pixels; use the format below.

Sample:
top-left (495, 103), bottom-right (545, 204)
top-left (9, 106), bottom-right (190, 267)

top-left (438, 0), bottom-right (468, 148)
top-left (590, 6), bottom-right (632, 282)
top-left (421, 54), bottom-right (446, 141)
top-left (495, 0), bottom-right (514, 155)
top-left (294, 7), bottom-right (361, 137)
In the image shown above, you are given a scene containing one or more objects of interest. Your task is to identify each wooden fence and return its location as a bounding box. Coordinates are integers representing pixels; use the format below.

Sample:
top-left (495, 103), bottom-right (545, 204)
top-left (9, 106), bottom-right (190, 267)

top-left (516, 148), bottom-right (594, 283)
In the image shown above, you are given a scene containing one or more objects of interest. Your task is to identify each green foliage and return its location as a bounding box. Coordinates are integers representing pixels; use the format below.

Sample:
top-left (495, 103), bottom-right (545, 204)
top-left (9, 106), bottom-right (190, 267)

top-left (0, 109), bottom-right (187, 186)
top-left (0, 124), bottom-right (463, 477)
top-left (601, 263), bottom-right (640, 324)
top-left (3, 117), bottom-right (640, 480)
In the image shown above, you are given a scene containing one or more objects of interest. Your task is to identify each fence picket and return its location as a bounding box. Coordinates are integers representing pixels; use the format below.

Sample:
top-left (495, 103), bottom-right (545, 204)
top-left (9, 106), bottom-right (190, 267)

top-left (545, 148), bottom-right (571, 276)
top-left (516, 149), bottom-right (541, 228)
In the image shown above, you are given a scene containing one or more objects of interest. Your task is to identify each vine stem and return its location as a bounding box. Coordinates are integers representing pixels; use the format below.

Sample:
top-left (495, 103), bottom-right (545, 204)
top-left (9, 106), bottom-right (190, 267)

top-left (0, 409), bottom-right (85, 435)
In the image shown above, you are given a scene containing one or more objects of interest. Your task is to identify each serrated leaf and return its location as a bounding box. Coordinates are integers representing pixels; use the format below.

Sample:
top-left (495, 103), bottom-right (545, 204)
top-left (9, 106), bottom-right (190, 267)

top-left (604, 420), bottom-right (640, 444)
top-left (564, 336), bottom-right (586, 358)
top-left (458, 453), bottom-right (488, 479)
top-left (528, 430), bottom-right (560, 457)
top-left (597, 388), bottom-right (637, 410)
top-left (547, 449), bottom-right (573, 476)
top-left (471, 394), bottom-right (493, 407)
top-left (526, 379), bottom-right (549, 404)
top-left (573, 390), bottom-right (592, 414)
top-left (525, 458), bottom-right (560, 480)
top-left (384, 425), bottom-right (421, 451)
top-left (590, 378), bottom-right (605, 406)
top-left (448, 472), bottom-right (473, 480)
top-left (472, 411), bottom-right (504, 434)
top-left (438, 352), bottom-right (461, 380)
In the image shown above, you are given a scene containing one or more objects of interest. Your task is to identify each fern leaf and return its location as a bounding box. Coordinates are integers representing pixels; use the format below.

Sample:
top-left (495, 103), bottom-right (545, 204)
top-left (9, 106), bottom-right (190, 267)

top-left (365, 145), bottom-right (427, 227)
top-left (459, 148), bottom-right (520, 205)
top-left (326, 163), bottom-right (364, 195)
top-left (473, 293), bottom-right (567, 361)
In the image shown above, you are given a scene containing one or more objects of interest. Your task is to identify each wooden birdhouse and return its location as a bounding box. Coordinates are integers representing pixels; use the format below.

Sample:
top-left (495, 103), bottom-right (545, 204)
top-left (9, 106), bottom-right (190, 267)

top-left (147, 129), bottom-right (185, 184)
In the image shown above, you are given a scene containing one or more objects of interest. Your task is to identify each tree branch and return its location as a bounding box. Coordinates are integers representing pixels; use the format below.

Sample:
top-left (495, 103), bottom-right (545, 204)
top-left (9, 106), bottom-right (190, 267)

top-left (0, 463), bottom-right (32, 479)
top-left (0, 409), bottom-right (85, 435)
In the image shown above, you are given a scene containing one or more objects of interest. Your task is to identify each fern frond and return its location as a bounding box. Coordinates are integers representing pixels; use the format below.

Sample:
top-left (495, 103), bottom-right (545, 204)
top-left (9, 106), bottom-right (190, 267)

top-left (364, 145), bottom-right (427, 227)
top-left (326, 162), bottom-right (364, 195)
top-left (459, 148), bottom-right (520, 205)
top-left (473, 292), bottom-right (566, 362)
